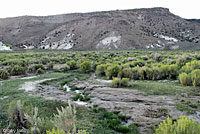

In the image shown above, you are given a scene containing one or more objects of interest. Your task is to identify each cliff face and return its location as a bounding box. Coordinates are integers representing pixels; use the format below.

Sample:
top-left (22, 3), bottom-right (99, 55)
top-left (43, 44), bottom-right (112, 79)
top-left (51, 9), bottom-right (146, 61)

top-left (0, 7), bottom-right (200, 50)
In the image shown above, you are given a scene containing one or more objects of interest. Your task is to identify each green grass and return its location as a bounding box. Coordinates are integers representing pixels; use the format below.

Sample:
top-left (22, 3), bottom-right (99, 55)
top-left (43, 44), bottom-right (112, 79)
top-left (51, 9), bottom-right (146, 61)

top-left (130, 80), bottom-right (198, 95)
top-left (0, 72), bottom-right (125, 134)
top-left (176, 104), bottom-right (195, 114)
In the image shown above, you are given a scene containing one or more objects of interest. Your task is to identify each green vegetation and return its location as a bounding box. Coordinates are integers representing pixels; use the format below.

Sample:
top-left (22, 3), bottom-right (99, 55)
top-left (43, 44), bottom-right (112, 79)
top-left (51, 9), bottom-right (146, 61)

top-left (111, 78), bottom-right (130, 88)
top-left (154, 116), bottom-right (200, 134)
top-left (92, 107), bottom-right (139, 134)
top-left (2, 50), bottom-right (200, 133)
top-left (0, 70), bottom-right (9, 80)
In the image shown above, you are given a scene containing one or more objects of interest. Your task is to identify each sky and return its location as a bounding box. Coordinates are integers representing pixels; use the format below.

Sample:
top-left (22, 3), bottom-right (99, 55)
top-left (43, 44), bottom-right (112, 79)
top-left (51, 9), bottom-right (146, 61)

top-left (0, 0), bottom-right (199, 19)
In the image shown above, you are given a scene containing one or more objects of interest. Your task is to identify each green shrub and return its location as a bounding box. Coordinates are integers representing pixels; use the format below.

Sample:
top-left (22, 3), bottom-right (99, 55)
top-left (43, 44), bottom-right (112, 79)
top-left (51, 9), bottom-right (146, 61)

top-left (8, 65), bottom-right (26, 75)
top-left (132, 67), bottom-right (139, 80)
top-left (1, 59), bottom-right (28, 67)
top-left (25, 107), bottom-right (42, 134)
top-left (111, 77), bottom-right (130, 87)
top-left (121, 78), bottom-right (130, 87)
top-left (47, 62), bottom-right (54, 70)
top-left (52, 101), bottom-right (76, 133)
top-left (118, 67), bottom-right (133, 79)
top-left (0, 70), bottom-right (9, 80)
top-left (36, 68), bottom-right (45, 75)
top-left (96, 64), bottom-right (107, 76)
top-left (7, 100), bottom-right (26, 129)
top-left (46, 128), bottom-right (65, 134)
top-left (28, 64), bottom-right (45, 73)
top-left (154, 116), bottom-right (200, 134)
top-left (79, 61), bottom-right (92, 73)
top-left (106, 65), bottom-right (121, 79)
top-left (67, 60), bottom-right (77, 70)
top-left (179, 72), bottom-right (192, 86)
top-left (47, 129), bottom-right (87, 134)
top-left (138, 67), bottom-right (146, 80)
top-left (111, 77), bottom-right (121, 87)
top-left (191, 69), bottom-right (200, 87)
top-left (41, 56), bottom-right (50, 65)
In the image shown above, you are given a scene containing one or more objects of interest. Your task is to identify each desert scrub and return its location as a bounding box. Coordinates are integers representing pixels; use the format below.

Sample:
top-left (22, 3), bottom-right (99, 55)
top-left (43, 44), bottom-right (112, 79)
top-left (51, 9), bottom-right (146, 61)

top-left (154, 116), bottom-right (200, 134)
top-left (178, 72), bottom-right (192, 86)
top-left (8, 65), bottom-right (26, 75)
top-left (79, 61), bottom-right (92, 73)
top-left (111, 77), bottom-right (130, 87)
top-left (0, 70), bottom-right (9, 80)
top-left (105, 64), bottom-right (121, 79)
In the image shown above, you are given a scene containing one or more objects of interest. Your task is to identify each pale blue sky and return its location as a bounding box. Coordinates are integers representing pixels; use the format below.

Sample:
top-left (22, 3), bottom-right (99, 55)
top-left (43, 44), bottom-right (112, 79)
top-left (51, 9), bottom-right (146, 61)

top-left (0, 0), bottom-right (199, 19)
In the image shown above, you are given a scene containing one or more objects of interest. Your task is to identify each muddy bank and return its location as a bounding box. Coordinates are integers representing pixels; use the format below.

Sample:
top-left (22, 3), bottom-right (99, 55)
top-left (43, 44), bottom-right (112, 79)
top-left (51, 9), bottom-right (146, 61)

top-left (87, 87), bottom-right (182, 134)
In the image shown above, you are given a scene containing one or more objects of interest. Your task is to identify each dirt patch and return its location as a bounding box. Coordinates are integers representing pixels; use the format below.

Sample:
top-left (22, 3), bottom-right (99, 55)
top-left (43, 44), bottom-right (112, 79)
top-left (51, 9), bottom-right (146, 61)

top-left (19, 78), bottom-right (53, 91)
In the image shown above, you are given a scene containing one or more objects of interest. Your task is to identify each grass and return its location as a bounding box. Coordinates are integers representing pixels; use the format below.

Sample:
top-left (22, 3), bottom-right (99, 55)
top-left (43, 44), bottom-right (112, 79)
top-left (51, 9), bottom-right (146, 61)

top-left (130, 80), bottom-right (198, 95)
top-left (176, 104), bottom-right (195, 114)
top-left (0, 72), bottom-right (127, 134)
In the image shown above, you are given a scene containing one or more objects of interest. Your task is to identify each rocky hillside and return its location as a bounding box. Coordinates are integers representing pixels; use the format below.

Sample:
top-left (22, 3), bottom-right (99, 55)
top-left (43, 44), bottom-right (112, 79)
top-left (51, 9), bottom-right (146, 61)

top-left (0, 7), bottom-right (200, 50)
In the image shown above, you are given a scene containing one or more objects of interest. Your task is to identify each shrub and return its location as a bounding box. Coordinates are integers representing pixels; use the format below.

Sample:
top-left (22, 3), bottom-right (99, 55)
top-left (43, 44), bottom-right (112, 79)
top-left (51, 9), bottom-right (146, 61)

top-left (46, 128), bottom-right (65, 134)
top-left (7, 100), bottom-right (26, 129)
top-left (8, 65), bottom-right (26, 75)
top-left (176, 54), bottom-right (192, 66)
top-left (179, 72), bottom-right (192, 86)
top-left (46, 129), bottom-right (87, 134)
top-left (121, 78), bottom-right (130, 87)
top-left (0, 70), bottom-right (9, 80)
top-left (111, 77), bottom-right (121, 87)
top-left (52, 101), bottom-right (76, 133)
top-left (138, 67), bottom-right (146, 80)
top-left (96, 64), bottom-right (107, 76)
top-left (53, 64), bottom-right (70, 72)
top-left (111, 77), bottom-right (130, 87)
top-left (67, 60), bottom-right (77, 70)
top-left (25, 107), bottom-right (42, 134)
top-left (79, 61), bottom-right (92, 73)
top-left (28, 64), bottom-right (45, 73)
top-left (191, 69), bottom-right (200, 87)
top-left (151, 53), bottom-right (163, 62)
top-left (132, 67), bottom-right (139, 80)
top-left (47, 62), bottom-right (54, 70)
top-left (60, 64), bottom-right (70, 72)
top-left (41, 56), bottom-right (50, 65)
top-left (36, 68), bottom-right (45, 75)
top-left (105, 65), bottom-right (121, 79)
top-left (154, 116), bottom-right (200, 134)
top-left (118, 67), bottom-right (133, 79)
